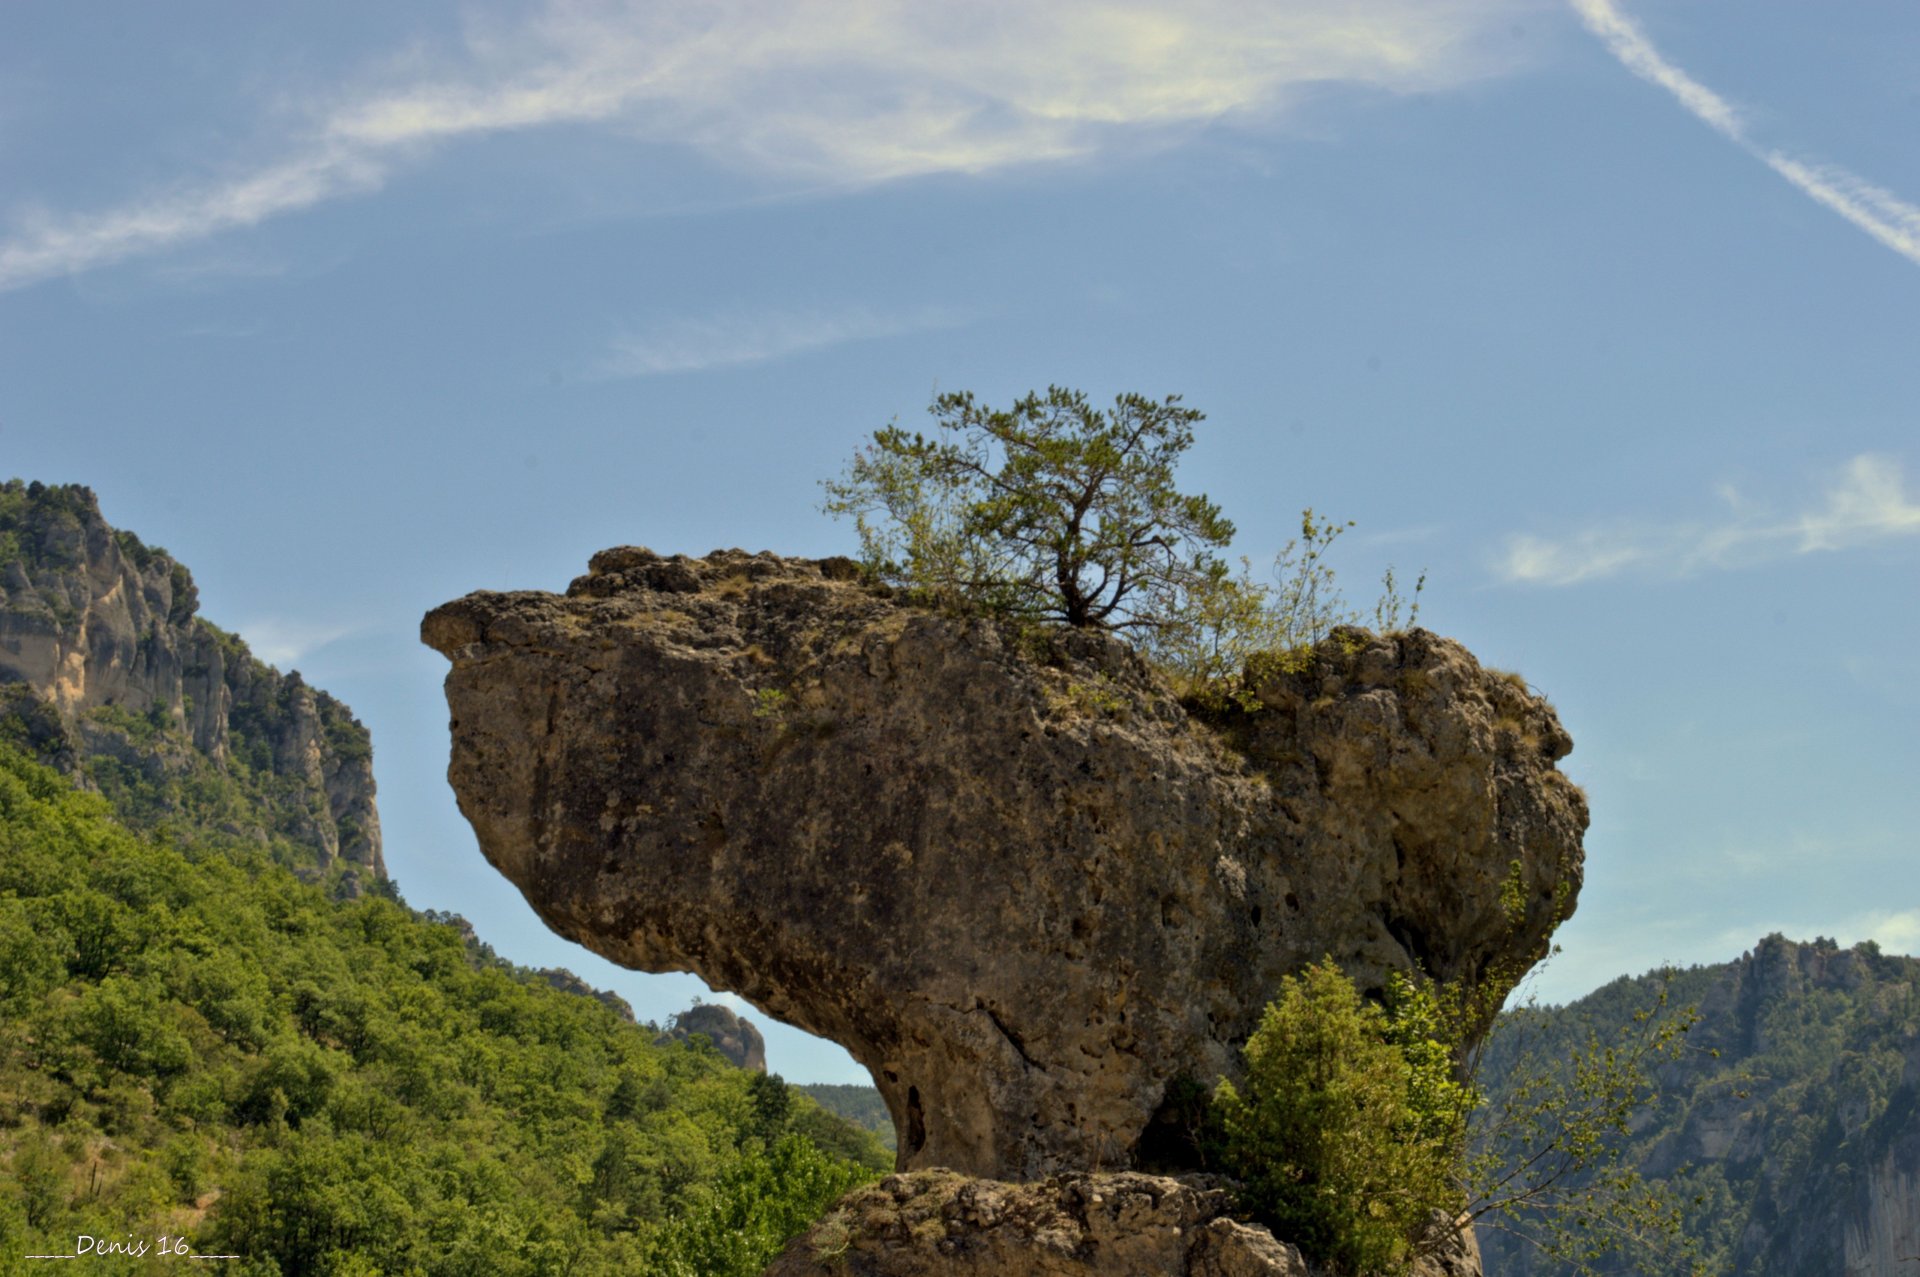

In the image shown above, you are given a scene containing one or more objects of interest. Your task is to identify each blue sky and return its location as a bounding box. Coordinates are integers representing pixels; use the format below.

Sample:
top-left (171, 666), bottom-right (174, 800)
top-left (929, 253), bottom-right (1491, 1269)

top-left (2, 0), bottom-right (1916, 1084)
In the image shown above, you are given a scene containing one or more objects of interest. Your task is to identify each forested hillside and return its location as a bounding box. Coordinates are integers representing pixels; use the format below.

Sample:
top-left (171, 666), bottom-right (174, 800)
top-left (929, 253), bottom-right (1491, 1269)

top-left (796, 1084), bottom-right (896, 1153)
top-left (1477, 937), bottom-right (1920, 1275)
top-left (0, 742), bottom-right (886, 1275)
top-left (0, 480), bottom-right (382, 890)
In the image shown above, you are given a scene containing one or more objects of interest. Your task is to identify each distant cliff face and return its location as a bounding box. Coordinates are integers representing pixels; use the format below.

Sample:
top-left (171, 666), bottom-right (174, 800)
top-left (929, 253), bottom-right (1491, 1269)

top-left (0, 480), bottom-right (382, 880)
top-left (1851, 1030), bottom-right (1920, 1277)
top-left (425, 546), bottom-right (1585, 1181)
top-left (1478, 935), bottom-right (1920, 1277)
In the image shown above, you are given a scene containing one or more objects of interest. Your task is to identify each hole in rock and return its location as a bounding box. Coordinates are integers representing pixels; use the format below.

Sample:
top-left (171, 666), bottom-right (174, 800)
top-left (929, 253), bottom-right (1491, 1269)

top-left (906, 1086), bottom-right (927, 1157)
top-left (1135, 1077), bottom-right (1210, 1174)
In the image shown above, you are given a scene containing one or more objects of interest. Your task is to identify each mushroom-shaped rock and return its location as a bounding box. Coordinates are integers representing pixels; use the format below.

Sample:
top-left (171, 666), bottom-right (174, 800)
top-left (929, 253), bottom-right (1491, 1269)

top-left (423, 548), bottom-right (1585, 1181)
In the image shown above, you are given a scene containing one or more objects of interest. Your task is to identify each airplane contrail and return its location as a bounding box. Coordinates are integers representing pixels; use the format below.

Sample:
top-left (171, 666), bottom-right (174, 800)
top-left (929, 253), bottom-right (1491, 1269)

top-left (1571, 0), bottom-right (1920, 268)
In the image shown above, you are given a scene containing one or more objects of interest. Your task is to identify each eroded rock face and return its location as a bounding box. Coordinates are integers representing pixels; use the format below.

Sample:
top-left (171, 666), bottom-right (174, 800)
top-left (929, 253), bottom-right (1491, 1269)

top-left (0, 480), bottom-right (383, 877)
top-left (424, 548), bottom-right (1585, 1180)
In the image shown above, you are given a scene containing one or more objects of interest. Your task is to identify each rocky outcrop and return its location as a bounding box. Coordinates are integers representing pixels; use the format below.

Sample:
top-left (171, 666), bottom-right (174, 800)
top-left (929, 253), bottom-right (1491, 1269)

top-left (1734, 940), bottom-right (1920, 1277)
top-left (1849, 1114), bottom-right (1920, 1277)
top-left (0, 480), bottom-right (382, 877)
top-left (763, 1171), bottom-right (1311, 1277)
top-left (658, 1002), bottom-right (768, 1071)
top-left (424, 547), bottom-right (1585, 1182)
top-left (767, 1171), bottom-right (1482, 1277)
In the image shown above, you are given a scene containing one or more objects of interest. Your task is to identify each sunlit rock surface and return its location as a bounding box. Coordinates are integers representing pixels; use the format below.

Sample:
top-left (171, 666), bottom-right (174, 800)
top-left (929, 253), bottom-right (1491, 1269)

top-left (424, 547), bottom-right (1585, 1181)
top-left (0, 480), bottom-right (382, 878)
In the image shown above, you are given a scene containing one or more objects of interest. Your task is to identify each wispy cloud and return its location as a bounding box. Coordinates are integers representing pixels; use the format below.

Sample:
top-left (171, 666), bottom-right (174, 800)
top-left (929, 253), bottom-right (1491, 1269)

top-left (235, 617), bottom-right (361, 670)
top-left (1496, 454), bottom-right (1920, 585)
top-left (593, 304), bottom-right (967, 378)
top-left (0, 149), bottom-right (384, 291)
top-left (1571, 0), bottom-right (1920, 268)
top-left (1863, 909), bottom-right (1920, 958)
top-left (0, 0), bottom-right (1530, 290)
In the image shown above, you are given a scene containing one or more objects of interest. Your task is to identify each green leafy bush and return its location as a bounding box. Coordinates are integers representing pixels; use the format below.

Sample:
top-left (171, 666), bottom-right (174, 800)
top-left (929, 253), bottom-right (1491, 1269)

top-left (1210, 961), bottom-right (1470, 1276)
top-left (1464, 971), bottom-right (1713, 1275)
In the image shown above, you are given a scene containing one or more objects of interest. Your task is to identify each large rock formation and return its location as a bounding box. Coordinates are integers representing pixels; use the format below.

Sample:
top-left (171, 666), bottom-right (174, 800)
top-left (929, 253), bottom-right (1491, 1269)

top-left (658, 1002), bottom-right (769, 1072)
top-left (423, 547), bottom-right (1585, 1181)
top-left (0, 480), bottom-right (382, 878)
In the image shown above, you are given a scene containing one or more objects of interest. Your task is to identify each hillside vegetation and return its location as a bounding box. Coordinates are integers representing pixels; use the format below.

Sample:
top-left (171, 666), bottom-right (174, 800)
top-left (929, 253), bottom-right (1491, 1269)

top-left (1477, 937), bottom-right (1920, 1275)
top-left (0, 479), bottom-right (383, 887)
top-left (0, 742), bottom-right (887, 1276)
top-left (796, 1084), bottom-right (896, 1153)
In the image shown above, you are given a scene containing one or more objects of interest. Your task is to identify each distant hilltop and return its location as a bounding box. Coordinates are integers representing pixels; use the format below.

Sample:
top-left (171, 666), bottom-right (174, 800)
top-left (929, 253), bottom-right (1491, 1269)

top-left (656, 1001), bottom-right (767, 1072)
top-left (1479, 934), bottom-right (1920, 1276)
top-left (0, 479), bottom-right (383, 889)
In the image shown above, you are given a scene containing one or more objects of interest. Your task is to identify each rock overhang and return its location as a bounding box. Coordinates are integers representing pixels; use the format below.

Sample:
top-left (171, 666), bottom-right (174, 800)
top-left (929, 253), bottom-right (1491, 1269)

top-left (423, 546), bottom-right (1586, 1180)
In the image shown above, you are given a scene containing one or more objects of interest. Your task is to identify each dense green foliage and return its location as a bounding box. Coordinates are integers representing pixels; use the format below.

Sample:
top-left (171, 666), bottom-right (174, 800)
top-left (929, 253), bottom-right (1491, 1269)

top-left (0, 482), bottom-right (98, 618)
top-left (0, 743), bottom-right (885, 1276)
top-left (1209, 962), bottom-right (1472, 1277)
top-left (1208, 959), bottom-right (1715, 1276)
top-left (1475, 938), bottom-right (1920, 1276)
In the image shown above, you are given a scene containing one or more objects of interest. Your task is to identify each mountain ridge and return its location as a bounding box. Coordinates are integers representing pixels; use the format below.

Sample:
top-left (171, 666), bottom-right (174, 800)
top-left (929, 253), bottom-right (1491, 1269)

top-left (0, 479), bottom-right (382, 887)
top-left (1478, 933), bottom-right (1920, 1274)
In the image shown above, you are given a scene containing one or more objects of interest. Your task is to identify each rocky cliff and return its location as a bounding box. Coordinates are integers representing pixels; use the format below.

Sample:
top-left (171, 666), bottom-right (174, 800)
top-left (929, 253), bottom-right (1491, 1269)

top-left (423, 546), bottom-right (1586, 1183)
top-left (0, 480), bottom-right (382, 880)
top-left (1478, 935), bottom-right (1920, 1276)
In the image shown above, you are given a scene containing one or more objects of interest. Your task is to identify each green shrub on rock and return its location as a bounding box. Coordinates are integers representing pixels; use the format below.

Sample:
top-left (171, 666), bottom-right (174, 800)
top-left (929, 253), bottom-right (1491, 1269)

top-left (1211, 960), bottom-right (1470, 1276)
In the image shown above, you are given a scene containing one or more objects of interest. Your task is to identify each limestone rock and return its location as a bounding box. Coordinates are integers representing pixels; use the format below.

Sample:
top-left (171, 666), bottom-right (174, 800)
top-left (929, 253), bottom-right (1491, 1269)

top-left (0, 480), bottom-right (382, 877)
top-left (766, 1172), bottom-right (1489, 1276)
top-left (763, 1171), bottom-right (1311, 1277)
top-left (657, 1002), bottom-right (768, 1071)
top-left (423, 548), bottom-right (1585, 1180)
